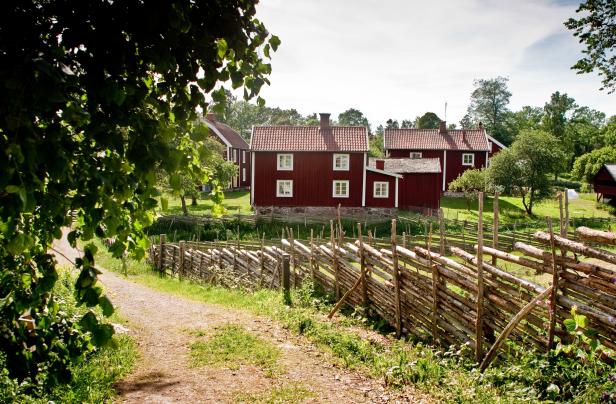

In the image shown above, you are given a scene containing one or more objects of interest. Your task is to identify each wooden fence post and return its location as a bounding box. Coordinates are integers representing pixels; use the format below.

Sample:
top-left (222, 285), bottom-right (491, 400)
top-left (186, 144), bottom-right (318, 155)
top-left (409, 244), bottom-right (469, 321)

top-left (259, 233), bottom-right (265, 286)
top-left (439, 208), bottom-right (445, 255)
top-left (282, 253), bottom-right (291, 305)
top-left (179, 240), bottom-right (185, 280)
top-left (564, 190), bottom-right (570, 233)
top-left (475, 192), bottom-right (485, 363)
top-left (310, 229), bottom-right (317, 282)
top-left (358, 222), bottom-right (368, 308)
top-left (428, 222), bottom-right (439, 342)
top-left (492, 192), bottom-right (499, 265)
top-left (158, 234), bottom-right (166, 273)
top-left (330, 220), bottom-right (340, 299)
top-left (289, 228), bottom-right (297, 287)
top-left (391, 219), bottom-right (402, 338)
top-left (547, 218), bottom-right (559, 349)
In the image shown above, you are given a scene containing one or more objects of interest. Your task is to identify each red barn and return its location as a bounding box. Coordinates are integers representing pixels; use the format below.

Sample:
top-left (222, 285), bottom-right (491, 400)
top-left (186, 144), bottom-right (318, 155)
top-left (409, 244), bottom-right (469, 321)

top-left (384, 121), bottom-right (494, 191)
top-left (593, 164), bottom-right (616, 202)
top-left (250, 113), bottom-right (442, 212)
top-left (203, 113), bottom-right (251, 189)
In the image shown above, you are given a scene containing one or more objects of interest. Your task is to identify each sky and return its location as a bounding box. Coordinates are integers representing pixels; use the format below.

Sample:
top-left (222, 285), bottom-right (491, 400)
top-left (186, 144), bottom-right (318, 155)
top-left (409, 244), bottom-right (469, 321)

top-left (251, 0), bottom-right (614, 128)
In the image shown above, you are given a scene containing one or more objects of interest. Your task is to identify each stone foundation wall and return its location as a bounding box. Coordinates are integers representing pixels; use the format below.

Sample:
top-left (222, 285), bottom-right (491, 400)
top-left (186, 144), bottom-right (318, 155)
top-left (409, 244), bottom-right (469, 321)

top-left (254, 205), bottom-right (397, 218)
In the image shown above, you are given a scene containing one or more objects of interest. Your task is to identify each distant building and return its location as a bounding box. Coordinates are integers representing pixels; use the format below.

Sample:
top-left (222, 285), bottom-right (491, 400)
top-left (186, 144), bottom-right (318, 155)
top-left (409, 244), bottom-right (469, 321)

top-left (384, 121), bottom-right (503, 191)
top-left (203, 113), bottom-right (250, 189)
top-left (592, 164), bottom-right (616, 202)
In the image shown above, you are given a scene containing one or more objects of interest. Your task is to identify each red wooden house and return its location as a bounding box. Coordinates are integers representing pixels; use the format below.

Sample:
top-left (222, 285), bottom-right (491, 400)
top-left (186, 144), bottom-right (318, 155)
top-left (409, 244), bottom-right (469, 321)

top-left (250, 113), bottom-right (441, 211)
top-left (384, 121), bottom-right (495, 191)
top-left (203, 113), bottom-right (251, 189)
top-left (593, 164), bottom-right (616, 202)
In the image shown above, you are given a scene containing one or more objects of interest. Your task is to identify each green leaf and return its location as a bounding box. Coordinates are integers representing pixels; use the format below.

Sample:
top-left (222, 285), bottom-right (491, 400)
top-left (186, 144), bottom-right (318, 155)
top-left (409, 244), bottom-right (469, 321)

top-left (92, 323), bottom-right (114, 346)
top-left (269, 35), bottom-right (281, 51)
top-left (98, 295), bottom-right (114, 317)
top-left (5, 185), bottom-right (20, 193)
top-left (563, 318), bottom-right (576, 333)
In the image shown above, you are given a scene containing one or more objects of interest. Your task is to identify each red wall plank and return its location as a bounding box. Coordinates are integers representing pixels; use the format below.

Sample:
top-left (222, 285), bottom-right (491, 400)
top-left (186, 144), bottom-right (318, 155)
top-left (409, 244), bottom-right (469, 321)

top-left (365, 171), bottom-right (396, 208)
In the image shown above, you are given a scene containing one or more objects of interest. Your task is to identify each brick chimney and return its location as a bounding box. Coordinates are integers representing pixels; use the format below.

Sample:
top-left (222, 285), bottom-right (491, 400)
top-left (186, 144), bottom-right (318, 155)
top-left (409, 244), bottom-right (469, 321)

top-left (206, 113), bottom-right (216, 122)
top-left (478, 121), bottom-right (484, 130)
top-left (439, 120), bottom-right (447, 134)
top-left (319, 113), bottom-right (330, 128)
top-left (376, 159), bottom-right (385, 170)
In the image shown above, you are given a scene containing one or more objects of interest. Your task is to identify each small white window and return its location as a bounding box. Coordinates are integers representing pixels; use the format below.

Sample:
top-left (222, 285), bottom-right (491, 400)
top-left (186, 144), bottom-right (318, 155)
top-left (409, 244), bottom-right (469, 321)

top-left (242, 150), bottom-right (246, 164)
top-left (276, 180), bottom-right (293, 197)
top-left (332, 180), bottom-right (349, 198)
top-left (410, 152), bottom-right (422, 159)
top-left (462, 153), bottom-right (474, 166)
top-left (333, 154), bottom-right (350, 171)
top-left (277, 154), bottom-right (293, 170)
top-left (242, 168), bottom-right (246, 182)
top-left (373, 182), bottom-right (389, 198)
top-left (233, 149), bottom-right (237, 162)
top-left (488, 142), bottom-right (493, 150)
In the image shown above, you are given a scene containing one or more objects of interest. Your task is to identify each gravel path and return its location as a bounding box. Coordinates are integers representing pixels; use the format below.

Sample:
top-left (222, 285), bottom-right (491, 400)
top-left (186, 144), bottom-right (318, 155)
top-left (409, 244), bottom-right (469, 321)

top-left (52, 232), bottom-right (428, 403)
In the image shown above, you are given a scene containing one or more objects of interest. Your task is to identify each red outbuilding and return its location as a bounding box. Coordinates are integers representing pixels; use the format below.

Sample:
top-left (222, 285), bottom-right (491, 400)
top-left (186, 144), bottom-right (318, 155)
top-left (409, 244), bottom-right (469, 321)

top-left (384, 121), bottom-right (499, 191)
top-left (250, 113), bottom-right (442, 212)
top-left (593, 164), bottom-right (616, 202)
top-left (203, 113), bottom-right (251, 189)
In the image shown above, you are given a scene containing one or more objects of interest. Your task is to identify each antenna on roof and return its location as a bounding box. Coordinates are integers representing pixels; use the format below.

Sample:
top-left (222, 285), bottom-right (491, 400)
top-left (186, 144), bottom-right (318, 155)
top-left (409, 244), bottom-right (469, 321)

top-left (444, 102), bottom-right (447, 122)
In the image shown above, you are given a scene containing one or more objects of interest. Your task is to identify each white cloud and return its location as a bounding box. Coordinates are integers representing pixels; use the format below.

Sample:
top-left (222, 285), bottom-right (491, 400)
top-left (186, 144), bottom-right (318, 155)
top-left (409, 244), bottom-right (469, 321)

top-left (254, 0), bottom-right (614, 128)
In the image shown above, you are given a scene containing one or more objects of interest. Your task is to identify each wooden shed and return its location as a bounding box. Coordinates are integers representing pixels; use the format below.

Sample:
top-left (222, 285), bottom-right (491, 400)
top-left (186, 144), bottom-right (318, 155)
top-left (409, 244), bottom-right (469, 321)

top-left (593, 164), bottom-right (616, 202)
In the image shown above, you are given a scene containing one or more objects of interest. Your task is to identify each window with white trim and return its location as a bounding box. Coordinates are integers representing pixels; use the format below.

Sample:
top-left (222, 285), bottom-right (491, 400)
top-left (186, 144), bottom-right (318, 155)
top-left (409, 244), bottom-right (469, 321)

top-left (242, 168), bottom-right (246, 182)
top-left (277, 153), bottom-right (293, 170)
top-left (333, 154), bottom-right (350, 171)
top-left (488, 142), bottom-right (493, 151)
top-left (332, 180), bottom-right (349, 198)
top-left (233, 149), bottom-right (237, 162)
top-left (462, 153), bottom-right (474, 166)
top-left (410, 152), bottom-right (422, 159)
top-left (276, 180), bottom-right (293, 197)
top-left (373, 182), bottom-right (389, 198)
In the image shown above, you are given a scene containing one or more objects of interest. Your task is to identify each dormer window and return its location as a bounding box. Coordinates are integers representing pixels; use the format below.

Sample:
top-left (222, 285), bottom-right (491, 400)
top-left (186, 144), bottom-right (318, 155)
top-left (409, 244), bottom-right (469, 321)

top-left (333, 154), bottom-right (350, 171)
top-left (277, 153), bottom-right (293, 170)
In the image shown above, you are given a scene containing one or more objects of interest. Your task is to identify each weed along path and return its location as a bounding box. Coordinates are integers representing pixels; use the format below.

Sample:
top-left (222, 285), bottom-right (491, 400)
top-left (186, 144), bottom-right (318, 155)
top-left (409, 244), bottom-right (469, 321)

top-left (52, 235), bottom-right (427, 403)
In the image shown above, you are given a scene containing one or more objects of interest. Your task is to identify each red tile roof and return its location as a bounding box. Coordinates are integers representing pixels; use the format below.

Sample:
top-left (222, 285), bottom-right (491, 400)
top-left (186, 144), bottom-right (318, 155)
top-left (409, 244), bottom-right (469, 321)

top-left (251, 126), bottom-right (369, 152)
top-left (203, 117), bottom-right (249, 149)
top-left (368, 158), bottom-right (441, 173)
top-left (384, 129), bottom-right (489, 151)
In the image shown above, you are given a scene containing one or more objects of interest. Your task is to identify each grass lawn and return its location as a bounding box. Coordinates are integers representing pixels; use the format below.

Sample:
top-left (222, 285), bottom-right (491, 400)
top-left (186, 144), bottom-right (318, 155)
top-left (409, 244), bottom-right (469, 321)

top-left (439, 193), bottom-right (613, 225)
top-left (162, 190), bottom-right (252, 216)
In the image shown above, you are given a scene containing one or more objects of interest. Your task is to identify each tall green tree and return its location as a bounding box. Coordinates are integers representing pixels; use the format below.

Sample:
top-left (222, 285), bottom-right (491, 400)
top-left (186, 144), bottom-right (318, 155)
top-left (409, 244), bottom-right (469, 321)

top-left (542, 92), bottom-right (577, 168)
top-left (415, 112), bottom-right (442, 129)
top-left (487, 130), bottom-right (565, 215)
top-left (566, 107), bottom-right (607, 158)
top-left (338, 108), bottom-right (370, 130)
top-left (572, 146), bottom-right (616, 184)
top-left (0, 0), bottom-right (277, 392)
top-left (369, 125), bottom-right (385, 157)
top-left (385, 119), bottom-right (400, 129)
top-left (465, 76), bottom-right (513, 144)
top-left (565, 0), bottom-right (616, 93)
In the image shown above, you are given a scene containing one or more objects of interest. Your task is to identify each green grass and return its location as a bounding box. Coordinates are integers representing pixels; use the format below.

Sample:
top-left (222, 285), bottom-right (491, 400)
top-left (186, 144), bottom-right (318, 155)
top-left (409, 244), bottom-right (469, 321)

top-left (93, 241), bottom-right (616, 403)
top-left (162, 190), bottom-right (252, 216)
top-left (234, 383), bottom-right (315, 403)
top-left (439, 194), bottom-right (612, 225)
top-left (190, 324), bottom-right (281, 377)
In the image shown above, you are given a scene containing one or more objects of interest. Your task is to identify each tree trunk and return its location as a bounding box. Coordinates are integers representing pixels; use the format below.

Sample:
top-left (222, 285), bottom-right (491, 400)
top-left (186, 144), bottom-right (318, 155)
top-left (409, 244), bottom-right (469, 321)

top-left (180, 195), bottom-right (188, 216)
top-left (191, 194), bottom-right (198, 206)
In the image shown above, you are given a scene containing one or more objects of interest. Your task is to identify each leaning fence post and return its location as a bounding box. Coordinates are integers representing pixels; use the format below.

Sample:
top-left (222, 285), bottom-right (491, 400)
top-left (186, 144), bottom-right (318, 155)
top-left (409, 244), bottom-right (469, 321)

top-left (564, 190), bottom-right (570, 234)
top-left (330, 220), bottom-right (340, 299)
top-left (310, 229), bottom-right (317, 282)
top-left (259, 233), bottom-right (265, 286)
top-left (475, 192), bottom-right (485, 363)
top-left (358, 223), bottom-right (368, 308)
top-left (282, 253), bottom-right (291, 305)
top-left (547, 218), bottom-right (559, 349)
top-left (492, 192), bottom-right (499, 265)
top-left (158, 234), bottom-right (166, 273)
top-left (439, 208), bottom-right (445, 255)
top-left (391, 219), bottom-right (402, 338)
top-left (428, 223), bottom-right (439, 343)
top-left (178, 240), bottom-right (185, 280)
top-left (289, 228), bottom-right (297, 288)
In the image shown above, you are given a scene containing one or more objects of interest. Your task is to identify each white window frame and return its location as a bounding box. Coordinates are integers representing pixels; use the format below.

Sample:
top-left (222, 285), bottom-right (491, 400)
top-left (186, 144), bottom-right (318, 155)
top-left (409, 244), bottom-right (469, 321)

top-left (276, 180), bottom-right (293, 197)
top-left (332, 180), bottom-right (349, 198)
top-left (410, 152), bottom-right (422, 159)
top-left (333, 153), bottom-right (350, 171)
top-left (242, 167), bottom-right (246, 182)
top-left (373, 182), bottom-right (389, 198)
top-left (233, 149), bottom-right (237, 162)
top-left (488, 142), bottom-right (493, 151)
top-left (277, 153), bottom-right (293, 171)
top-left (242, 150), bottom-right (246, 164)
top-left (462, 153), bottom-right (474, 166)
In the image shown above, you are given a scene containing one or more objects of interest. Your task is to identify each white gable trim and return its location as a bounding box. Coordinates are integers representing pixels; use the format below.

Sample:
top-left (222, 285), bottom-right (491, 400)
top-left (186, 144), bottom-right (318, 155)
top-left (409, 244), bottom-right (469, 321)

top-left (365, 166), bottom-right (403, 178)
top-left (205, 120), bottom-right (232, 148)
top-left (362, 153), bottom-right (367, 207)
top-left (487, 134), bottom-right (507, 150)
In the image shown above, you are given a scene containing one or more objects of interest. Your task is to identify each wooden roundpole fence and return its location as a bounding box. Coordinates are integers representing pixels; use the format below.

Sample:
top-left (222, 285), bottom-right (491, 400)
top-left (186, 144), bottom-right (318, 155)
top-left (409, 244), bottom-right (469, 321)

top-left (158, 234), bottom-right (166, 272)
top-left (492, 192), bottom-right (499, 265)
top-left (391, 219), bottom-right (402, 338)
top-left (330, 220), bottom-right (340, 299)
top-left (475, 192), bottom-right (485, 363)
top-left (358, 222), bottom-right (369, 308)
top-left (547, 218), bottom-right (559, 349)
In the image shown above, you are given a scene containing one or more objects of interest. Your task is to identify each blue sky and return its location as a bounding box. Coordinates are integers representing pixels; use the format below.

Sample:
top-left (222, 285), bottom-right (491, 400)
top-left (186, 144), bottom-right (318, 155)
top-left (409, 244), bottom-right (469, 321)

top-left (252, 0), bottom-right (614, 127)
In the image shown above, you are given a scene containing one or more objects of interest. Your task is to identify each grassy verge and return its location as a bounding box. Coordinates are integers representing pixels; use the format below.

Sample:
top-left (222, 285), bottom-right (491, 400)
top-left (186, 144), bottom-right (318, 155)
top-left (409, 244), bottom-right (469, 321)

top-left (162, 190), bottom-right (252, 216)
top-left (235, 383), bottom-right (315, 403)
top-left (94, 240), bottom-right (614, 403)
top-left (1, 270), bottom-right (137, 403)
